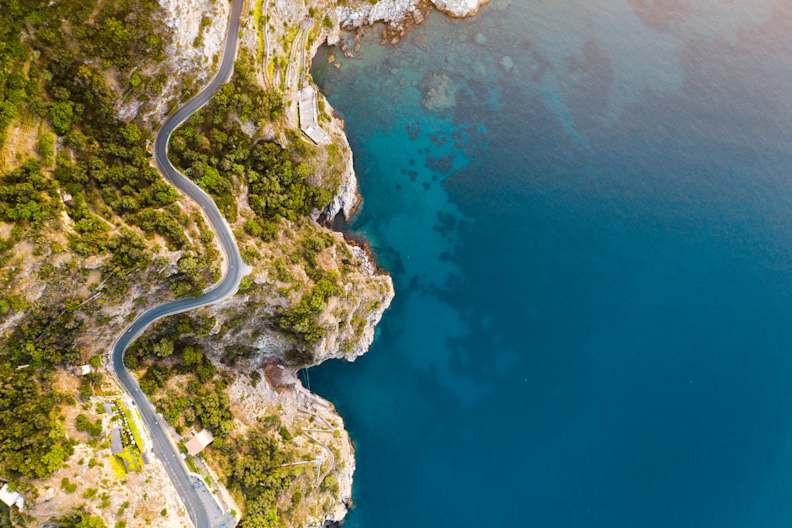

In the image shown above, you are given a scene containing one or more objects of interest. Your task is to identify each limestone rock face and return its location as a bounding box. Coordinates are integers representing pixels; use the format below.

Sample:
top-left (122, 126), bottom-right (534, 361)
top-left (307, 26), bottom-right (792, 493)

top-left (159, 0), bottom-right (229, 75)
top-left (337, 0), bottom-right (487, 27)
top-left (203, 220), bottom-right (394, 367)
top-left (430, 0), bottom-right (488, 18)
top-left (337, 0), bottom-right (421, 28)
top-left (145, 0), bottom-right (229, 120)
top-left (319, 107), bottom-right (359, 222)
top-left (225, 374), bottom-right (356, 527)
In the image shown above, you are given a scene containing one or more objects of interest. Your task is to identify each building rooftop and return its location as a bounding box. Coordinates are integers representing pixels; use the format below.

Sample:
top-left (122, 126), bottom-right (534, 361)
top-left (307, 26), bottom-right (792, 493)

top-left (110, 427), bottom-right (124, 455)
top-left (185, 429), bottom-right (215, 457)
top-left (298, 85), bottom-right (331, 145)
top-left (0, 484), bottom-right (24, 510)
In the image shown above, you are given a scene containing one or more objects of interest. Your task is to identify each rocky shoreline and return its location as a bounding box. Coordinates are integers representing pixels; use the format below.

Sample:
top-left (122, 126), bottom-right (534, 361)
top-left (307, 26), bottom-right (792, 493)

top-left (338, 0), bottom-right (488, 31)
top-left (290, 3), bottom-right (486, 523)
top-left (132, 1), bottom-right (487, 527)
top-left (319, 0), bottom-right (489, 217)
top-left (230, 0), bottom-right (488, 525)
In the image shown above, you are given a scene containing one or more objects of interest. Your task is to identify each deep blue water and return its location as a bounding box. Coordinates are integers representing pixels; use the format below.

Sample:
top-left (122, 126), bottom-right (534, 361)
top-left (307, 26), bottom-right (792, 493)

top-left (310, 2), bottom-right (792, 526)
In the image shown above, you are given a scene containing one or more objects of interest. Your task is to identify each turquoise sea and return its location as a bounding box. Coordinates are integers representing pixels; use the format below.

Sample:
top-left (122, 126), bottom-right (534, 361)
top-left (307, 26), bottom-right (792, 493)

top-left (310, 1), bottom-right (792, 526)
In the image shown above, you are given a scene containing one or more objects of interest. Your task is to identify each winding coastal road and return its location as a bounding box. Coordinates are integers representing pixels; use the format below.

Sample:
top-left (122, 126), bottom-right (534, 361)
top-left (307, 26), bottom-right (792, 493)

top-left (109, 1), bottom-right (245, 527)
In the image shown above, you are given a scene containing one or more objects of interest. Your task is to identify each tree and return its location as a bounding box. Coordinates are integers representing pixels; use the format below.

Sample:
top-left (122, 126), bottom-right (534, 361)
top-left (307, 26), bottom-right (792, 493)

top-left (107, 230), bottom-right (149, 270)
top-left (48, 100), bottom-right (74, 135)
top-left (152, 338), bottom-right (174, 358)
top-left (0, 159), bottom-right (54, 225)
top-left (240, 498), bottom-right (280, 528)
top-left (75, 414), bottom-right (102, 438)
top-left (37, 131), bottom-right (55, 165)
top-left (192, 382), bottom-right (232, 436)
top-left (277, 278), bottom-right (336, 345)
top-left (0, 503), bottom-right (11, 528)
top-left (228, 420), bottom-right (304, 527)
top-left (139, 364), bottom-right (170, 394)
top-left (119, 123), bottom-right (142, 146)
top-left (181, 345), bottom-right (202, 367)
top-left (59, 509), bottom-right (107, 528)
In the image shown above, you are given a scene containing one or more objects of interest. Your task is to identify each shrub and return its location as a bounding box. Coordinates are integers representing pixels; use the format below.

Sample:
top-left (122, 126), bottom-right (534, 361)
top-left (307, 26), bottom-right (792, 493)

top-left (277, 278), bottom-right (336, 345)
top-left (75, 414), bottom-right (102, 438)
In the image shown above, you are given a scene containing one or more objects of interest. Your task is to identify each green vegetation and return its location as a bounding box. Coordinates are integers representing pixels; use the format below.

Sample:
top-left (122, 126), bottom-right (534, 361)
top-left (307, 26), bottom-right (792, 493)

top-left (58, 509), bottom-right (107, 528)
top-left (0, 280), bottom-right (88, 483)
top-left (60, 477), bottom-right (78, 493)
top-left (0, 1), bottom-right (41, 144)
top-left (120, 403), bottom-right (143, 451)
top-left (0, 160), bottom-right (56, 226)
top-left (238, 274), bottom-right (255, 291)
top-left (108, 401), bottom-right (144, 473)
top-left (0, 350), bottom-right (75, 479)
top-left (254, 0), bottom-right (267, 65)
top-left (244, 217), bottom-right (279, 241)
top-left (170, 58), bottom-right (333, 226)
top-left (0, 0), bottom-right (215, 294)
top-left (82, 487), bottom-right (98, 499)
top-left (115, 447), bottom-right (143, 473)
top-left (193, 15), bottom-right (212, 48)
top-left (128, 313), bottom-right (234, 437)
top-left (75, 413), bottom-right (103, 438)
top-left (278, 278), bottom-right (336, 347)
top-left (108, 454), bottom-right (127, 478)
top-left (0, 504), bottom-right (9, 528)
top-left (155, 375), bottom-right (233, 436)
top-left (212, 416), bottom-right (307, 528)
top-left (0, 0), bottom-right (221, 486)
top-left (73, 0), bottom-right (166, 71)
top-left (0, 297), bottom-right (110, 479)
top-left (37, 131), bottom-right (55, 165)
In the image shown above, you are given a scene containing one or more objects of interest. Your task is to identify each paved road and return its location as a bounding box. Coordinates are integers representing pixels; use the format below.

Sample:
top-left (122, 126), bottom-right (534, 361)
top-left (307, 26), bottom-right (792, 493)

top-left (109, 1), bottom-right (245, 527)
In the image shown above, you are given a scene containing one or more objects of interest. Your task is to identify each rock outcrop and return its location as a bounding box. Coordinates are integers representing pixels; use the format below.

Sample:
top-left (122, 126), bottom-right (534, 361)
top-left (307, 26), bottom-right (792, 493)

top-left (159, 0), bottom-right (229, 76)
top-left (431, 0), bottom-right (488, 18)
top-left (337, 0), bottom-right (488, 28)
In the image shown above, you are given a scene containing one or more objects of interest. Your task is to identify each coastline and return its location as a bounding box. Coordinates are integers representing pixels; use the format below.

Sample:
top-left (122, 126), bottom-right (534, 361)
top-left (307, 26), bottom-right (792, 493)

top-left (294, 0), bottom-right (488, 523)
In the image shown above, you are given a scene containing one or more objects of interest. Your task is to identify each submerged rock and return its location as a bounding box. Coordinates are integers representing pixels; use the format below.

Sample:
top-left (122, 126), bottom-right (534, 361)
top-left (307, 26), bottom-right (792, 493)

top-left (422, 73), bottom-right (458, 112)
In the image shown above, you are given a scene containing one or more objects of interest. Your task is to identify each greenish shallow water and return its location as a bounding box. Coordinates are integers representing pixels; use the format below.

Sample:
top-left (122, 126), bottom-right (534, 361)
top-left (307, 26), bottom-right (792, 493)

top-left (310, 2), bottom-right (792, 526)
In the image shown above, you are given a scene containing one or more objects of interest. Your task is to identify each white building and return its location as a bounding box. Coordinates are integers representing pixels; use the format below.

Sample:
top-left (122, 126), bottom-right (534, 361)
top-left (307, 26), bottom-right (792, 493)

top-left (0, 483), bottom-right (24, 511)
top-left (185, 429), bottom-right (214, 457)
top-left (298, 85), bottom-right (331, 145)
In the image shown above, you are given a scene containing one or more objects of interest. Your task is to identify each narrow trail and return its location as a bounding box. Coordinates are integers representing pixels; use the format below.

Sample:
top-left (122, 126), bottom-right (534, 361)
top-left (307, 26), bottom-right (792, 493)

top-left (107, 1), bottom-right (245, 526)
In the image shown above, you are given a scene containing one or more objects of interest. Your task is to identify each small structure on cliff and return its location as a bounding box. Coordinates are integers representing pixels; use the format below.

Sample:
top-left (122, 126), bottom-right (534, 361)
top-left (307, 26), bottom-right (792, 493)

top-left (0, 483), bottom-right (24, 511)
top-left (298, 85), bottom-right (330, 145)
top-left (185, 429), bottom-right (215, 456)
